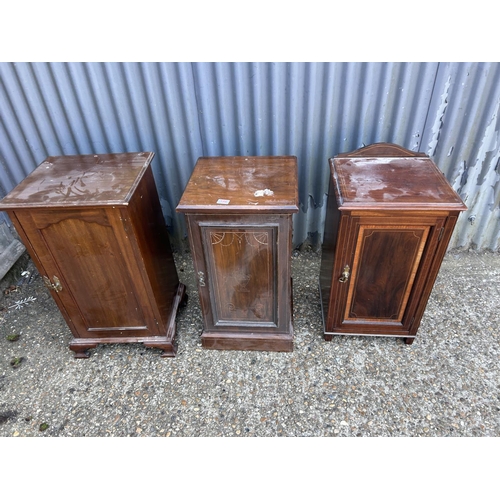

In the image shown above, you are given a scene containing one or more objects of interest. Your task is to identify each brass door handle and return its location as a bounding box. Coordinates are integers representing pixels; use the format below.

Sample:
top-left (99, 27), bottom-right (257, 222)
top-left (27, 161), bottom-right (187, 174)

top-left (338, 265), bottom-right (350, 283)
top-left (43, 275), bottom-right (63, 293)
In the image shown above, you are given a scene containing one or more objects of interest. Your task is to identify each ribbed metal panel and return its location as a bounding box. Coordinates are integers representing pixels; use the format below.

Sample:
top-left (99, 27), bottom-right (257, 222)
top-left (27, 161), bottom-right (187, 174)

top-left (188, 62), bottom-right (441, 245)
top-left (421, 62), bottom-right (500, 251)
top-left (1, 62), bottom-right (499, 253)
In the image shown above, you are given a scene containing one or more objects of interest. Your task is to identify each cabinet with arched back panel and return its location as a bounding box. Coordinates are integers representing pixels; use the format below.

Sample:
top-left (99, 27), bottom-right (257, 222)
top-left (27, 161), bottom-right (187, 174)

top-left (320, 143), bottom-right (467, 344)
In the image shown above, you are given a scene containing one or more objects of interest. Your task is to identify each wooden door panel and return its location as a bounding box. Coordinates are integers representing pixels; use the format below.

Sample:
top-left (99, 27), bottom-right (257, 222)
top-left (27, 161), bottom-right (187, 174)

top-left (202, 227), bottom-right (277, 327)
top-left (344, 225), bottom-right (429, 327)
top-left (23, 210), bottom-right (147, 335)
top-left (188, 214), bottom-right (292, 335)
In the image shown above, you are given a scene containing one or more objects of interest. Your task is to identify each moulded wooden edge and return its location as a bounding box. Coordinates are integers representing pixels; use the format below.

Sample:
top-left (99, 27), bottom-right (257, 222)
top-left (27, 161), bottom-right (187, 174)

top-left (175, 204), bottom-right (299, 214)
top-left (336, 202), bottom-right (468, 211)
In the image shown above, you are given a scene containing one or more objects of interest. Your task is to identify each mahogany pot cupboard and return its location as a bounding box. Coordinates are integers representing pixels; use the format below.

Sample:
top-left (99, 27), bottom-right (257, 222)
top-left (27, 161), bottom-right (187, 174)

top-left (0, 145), bottom-right (466, 358)
top-left (177, 156), bottom-right (298, 352)
top-left (319, 143), bottom-right (467, 344)
top-left (0, 152), bottom-right (186, 358)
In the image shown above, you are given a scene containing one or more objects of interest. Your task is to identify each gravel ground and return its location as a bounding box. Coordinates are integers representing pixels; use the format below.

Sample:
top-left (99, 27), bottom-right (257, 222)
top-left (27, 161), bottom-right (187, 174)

top-left (0, 248), bottom-right (499, 438)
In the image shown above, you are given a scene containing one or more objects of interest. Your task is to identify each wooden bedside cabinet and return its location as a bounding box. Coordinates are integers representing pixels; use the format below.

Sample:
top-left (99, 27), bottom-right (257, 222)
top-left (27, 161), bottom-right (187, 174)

top-left (320, 143), bottom-right (467, 344)
top-left (0, 152), bottom-right (186, 358)
top-left (177, 156), bottom-right (298, 352)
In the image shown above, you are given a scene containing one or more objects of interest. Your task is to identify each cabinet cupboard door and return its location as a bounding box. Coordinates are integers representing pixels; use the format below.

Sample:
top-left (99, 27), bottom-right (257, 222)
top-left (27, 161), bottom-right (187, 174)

top-left (15, 209), bottom-right (152, 338)
top-left (333, 216), bottom-right (445, 335)
top-left (188, 215), bottom-right (292, 334)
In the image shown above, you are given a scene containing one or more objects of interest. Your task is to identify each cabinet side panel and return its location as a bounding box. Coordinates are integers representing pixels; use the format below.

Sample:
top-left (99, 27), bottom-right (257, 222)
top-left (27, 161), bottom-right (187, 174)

top-left (409, 214), bottom-right (459, 335)
top-left (184, 214), bottom-right (216, 328)
top-left (320, 175), bottom-right (341, 320)
top-left (127, 167), bottom-right (179, 329)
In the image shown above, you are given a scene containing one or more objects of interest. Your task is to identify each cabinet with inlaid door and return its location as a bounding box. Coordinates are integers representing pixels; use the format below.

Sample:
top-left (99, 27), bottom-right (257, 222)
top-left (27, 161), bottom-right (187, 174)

top-left (0, 152), bottom-right (186, 358)
top-left (320, 143), bottom-right (467, 344)
top-left (177, 156), bottom-right (298, 352)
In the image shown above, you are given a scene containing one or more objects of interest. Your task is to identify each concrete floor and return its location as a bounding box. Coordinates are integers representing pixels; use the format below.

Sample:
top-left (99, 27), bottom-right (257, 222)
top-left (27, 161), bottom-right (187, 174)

top-left (0, 249), bottom-right (499, 438)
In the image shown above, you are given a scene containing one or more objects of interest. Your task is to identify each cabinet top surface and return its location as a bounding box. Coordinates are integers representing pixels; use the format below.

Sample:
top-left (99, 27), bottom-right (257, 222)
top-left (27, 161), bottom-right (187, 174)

top-left (176, 156), bottom-right (299, 213)
top-left (332, 157), bottom-right (467, 210)
top-left (0, 152), bottom-right (154, 209)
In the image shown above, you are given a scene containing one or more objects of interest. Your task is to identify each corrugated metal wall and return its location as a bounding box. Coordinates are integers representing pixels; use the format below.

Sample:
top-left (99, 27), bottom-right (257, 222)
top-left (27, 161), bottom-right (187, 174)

top-left (1, 62), bottom-right (499, 253)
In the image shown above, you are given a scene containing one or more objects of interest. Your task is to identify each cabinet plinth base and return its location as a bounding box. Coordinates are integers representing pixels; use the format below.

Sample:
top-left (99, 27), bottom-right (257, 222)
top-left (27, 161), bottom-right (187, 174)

top-left (69, 283), bottom-right (186, 358)
top-left (201, 329), bottom-right (293, 352)
top-left (324, 331), bottom-right (416, 344)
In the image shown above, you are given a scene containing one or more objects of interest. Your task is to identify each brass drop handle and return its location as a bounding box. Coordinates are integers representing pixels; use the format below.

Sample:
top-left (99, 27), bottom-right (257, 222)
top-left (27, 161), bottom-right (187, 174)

top-left (43, 275), bottom-right (63, 293)
top-left (338, 265), bottom-right (350, 283)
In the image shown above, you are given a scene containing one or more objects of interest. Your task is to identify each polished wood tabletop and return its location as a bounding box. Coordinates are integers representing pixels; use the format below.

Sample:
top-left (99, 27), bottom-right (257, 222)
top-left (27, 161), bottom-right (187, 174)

top-left (177, 156), bottom-right (299, 214)
top-left (333, 156), bottom-right (467, 211)
top-left (0, 152), bottom-right (154, 208)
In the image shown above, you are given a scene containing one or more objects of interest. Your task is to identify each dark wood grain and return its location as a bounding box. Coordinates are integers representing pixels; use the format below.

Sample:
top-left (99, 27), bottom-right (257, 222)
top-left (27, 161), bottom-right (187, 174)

top-left (320, 143), bottom-right (467, 344)
top-left (319, 175), bottom-right (340, 323)
top-left (0, 152), bottom-right (184, 358)
top-left (205, 227), bottom-right (276, 324)
top-left (21, 209), bottom-right (147, 331)
top-left (126, 166), bottom-right (180, 335)
top-left (177, 156), bottom-right (297, 352)
top-left (200, 327), bottom-right (293, 352)
top-left (347, 226), bottom-right (429, 321)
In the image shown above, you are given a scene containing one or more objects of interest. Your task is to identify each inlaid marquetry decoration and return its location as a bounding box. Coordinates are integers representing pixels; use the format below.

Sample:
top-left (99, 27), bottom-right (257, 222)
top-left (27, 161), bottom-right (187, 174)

top-left (320, 143), bottom-right (467, 345)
